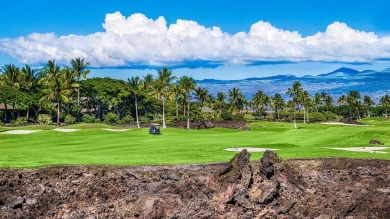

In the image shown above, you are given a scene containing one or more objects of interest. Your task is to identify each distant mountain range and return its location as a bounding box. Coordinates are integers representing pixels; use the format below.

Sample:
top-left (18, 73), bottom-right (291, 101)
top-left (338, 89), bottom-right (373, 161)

top-left (196, 67), bottom-right (390, 102)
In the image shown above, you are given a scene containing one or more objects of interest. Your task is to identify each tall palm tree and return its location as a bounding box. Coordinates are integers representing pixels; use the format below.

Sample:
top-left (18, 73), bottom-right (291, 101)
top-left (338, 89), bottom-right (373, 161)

top-left (299, 90), bottom-right (311, 124)
top-left (179, 76), bottom-right (196, 129)
top-left (272, 93), bottom-right (285, 120)
top-left (229, 87), bottom-right (244, 112)
top-left (314, 93), bottom-right (322, 112)
top-left (215, 92), bottom-right (226, 118)
top-left (171, 84), bottom-right (182, 119)
top-left (380, 94), bottom-right (390, 118)
top-left (1, 64), bottom-right (22, 119)
top-left (251, 90), bottom-right (267, 117)
top-left (21, 65), bottom-right (41, 118)
top-left (62, 68), bottom-right (77, 114)
top-left (363, 95), bottom-right (374, 118)
top-left (42, 69), bottom-right (70, 124)
top-left (286, 81), bottom-right (303, 129)
top-left (128, 76), bottom-right (143, 128)
top-left (324, 94), bottom-right (334, 121)
top-left (156, 67), bottom-right (176, 128)
top-left (70, 58), bottom-right (90, 121)
top-left (194, 87), bottom-right (209, 108)
top-left (347, 90), bottom-right (361, 120)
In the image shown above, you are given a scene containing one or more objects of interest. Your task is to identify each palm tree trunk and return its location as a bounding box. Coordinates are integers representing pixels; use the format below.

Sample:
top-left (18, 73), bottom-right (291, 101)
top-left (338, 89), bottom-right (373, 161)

top-left (3, 102), bottom-right (7, 121)
top-left (303, 106), bottom-right (306, 124)
top-left (307, 109), bottom-right (310, 123)
top-left (175, 100), bottom-right (178, 119)
top-left (135, 94), bottom-right (140, 128)
top-left (77, 87), bottom-right (80, 122)
top-left (187, 95), bottom-right (190, 129)
top-left (293, 104), bottom-right (297, 129)
top-left (57, 102), bottom-right (61, 125)
top-left (162, 96), bottom-right (166, 128)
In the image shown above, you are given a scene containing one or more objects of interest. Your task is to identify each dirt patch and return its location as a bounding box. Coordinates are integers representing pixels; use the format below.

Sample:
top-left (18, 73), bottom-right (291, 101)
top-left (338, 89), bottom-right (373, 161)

top-left (0, 130), bottom-right (41, 135)
top-left (224, 147), bottom-right (280, 152)
top-left (1, 151), bottom-right (389, 218)
top-left (53, 128), bottom-right (80, 133)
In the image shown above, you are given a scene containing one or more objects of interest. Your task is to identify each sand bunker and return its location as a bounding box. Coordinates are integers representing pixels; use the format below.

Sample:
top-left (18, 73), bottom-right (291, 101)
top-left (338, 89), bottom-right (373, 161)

top-left (322, 122), bottom-right (369, 126)
top-left (53, 128), bottom-right (80, 132)
top-left (224, 147), bottom-right (280, 152)
top-left (1, 130), bottom-right (41, 135)
top-left (328, 147), bottom-right (388, 154)
top-left (101, 128), bottom-right (130, 132)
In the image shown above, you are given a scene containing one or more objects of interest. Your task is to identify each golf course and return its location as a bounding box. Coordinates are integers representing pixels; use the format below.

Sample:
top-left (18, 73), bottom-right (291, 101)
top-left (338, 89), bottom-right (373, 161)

top-left (1, 118), bottom-right (389, 168)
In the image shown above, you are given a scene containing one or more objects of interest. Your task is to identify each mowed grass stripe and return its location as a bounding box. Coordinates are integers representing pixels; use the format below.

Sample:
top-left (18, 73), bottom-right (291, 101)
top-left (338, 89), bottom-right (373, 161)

top-left (1, 118), bottom-right (390, 168)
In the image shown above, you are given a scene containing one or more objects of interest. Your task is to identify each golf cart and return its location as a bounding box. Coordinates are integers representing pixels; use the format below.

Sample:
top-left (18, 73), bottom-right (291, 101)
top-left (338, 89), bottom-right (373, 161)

top-left (149, 123), bottom-right (161, 135)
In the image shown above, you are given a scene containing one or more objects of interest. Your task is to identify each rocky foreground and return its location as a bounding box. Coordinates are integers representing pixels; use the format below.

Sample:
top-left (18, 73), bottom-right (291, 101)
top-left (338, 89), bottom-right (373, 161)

top-left (1, 151), bottom-right (390, 218)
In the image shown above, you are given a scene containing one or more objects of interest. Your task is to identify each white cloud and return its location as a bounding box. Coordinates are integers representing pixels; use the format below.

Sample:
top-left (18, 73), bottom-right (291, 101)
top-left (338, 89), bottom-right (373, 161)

top-left (0, 12), bottom-right (389, 67)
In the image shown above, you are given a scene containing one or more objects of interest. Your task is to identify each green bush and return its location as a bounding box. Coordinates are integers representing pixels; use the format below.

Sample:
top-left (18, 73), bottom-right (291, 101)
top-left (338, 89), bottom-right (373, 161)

top-left (64, 115), bottom-right (76, 125)
top-left (11, 117), bottom-right (29, 126)
top-left (172, 115), bottom-right (187, 123)
top-left (323, 111), bottom-right (338, 121)
top-left (139, 116), bottom-right (151, 123)
top-left (233, 113), bottom-right (245, 121)
top-left (103, 112), bottom-right (120, 124)
top-left (308, 112), bottom-right (326, 122)
top-left (122, 115), bottom-right (135, 123)
top-left (81, 114), bottom-right (100, 123)
top-left (221, 111), bottom-right (233, 121)
top-left (37, 114), bottom-right (53, 125)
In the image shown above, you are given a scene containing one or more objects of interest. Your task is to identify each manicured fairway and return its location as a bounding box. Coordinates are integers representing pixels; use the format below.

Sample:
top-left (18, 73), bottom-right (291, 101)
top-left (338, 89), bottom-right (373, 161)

top-left (1, 119), bottom-right (390, 168)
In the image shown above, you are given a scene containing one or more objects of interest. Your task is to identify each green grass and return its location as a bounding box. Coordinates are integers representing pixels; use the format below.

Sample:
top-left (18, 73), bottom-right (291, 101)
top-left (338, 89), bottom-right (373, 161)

top-left (1, 118), bottom-right (390, 168)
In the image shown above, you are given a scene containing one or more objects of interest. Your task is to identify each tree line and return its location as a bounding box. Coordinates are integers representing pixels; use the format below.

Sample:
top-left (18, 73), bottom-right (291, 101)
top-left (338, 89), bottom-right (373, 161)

top-left (1, 60), bottom-right (390, 128)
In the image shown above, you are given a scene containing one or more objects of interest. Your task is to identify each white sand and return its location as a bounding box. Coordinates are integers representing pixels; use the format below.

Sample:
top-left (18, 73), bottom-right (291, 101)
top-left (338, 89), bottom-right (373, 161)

top-left (224, 147), bottom-right (280, 152)
top-left (322, 122), bottom-right (369, 126)
top-left (327, 147), bottom-right (388, 154)
top-left (1, 130), bottom-right (41, 134)
top-left (53, 128), bottom-right (80, 132)
top-left (101, 128), bottom-right (130, 132)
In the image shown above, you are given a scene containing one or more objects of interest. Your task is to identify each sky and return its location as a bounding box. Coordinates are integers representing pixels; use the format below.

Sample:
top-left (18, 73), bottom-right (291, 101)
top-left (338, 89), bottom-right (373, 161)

top-left (0, 0), bottom-right (389, 80)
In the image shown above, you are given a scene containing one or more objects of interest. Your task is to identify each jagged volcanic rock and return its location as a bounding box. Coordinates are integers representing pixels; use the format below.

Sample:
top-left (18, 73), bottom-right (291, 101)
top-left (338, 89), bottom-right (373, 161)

top-left (0, 151), bottom-right (389, 218)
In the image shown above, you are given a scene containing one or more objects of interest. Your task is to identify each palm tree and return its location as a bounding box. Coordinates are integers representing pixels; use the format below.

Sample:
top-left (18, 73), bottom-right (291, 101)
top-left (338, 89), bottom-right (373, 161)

top-left (347, 90), bottom-right (361, 120)
top-left (337, 95), bottom-right (347, 106)
top-left (156, 67), bottom-right (176, 128)
top-left (324, 94), bottom-right (334, 121)
top-left (251, 90), bottom-right (267, 117)
top-left (286, 81), bottom-right (303, 129)
top-left (363, 95), bottom-right (374, 118)
top-left (42, 69), bottom-right (70, 124)
top-left (62, 68), bottom-right (77, 114)
top-left (229, 87), bottom-right (244, 112)
top-left (314, 93), bottom-right (322, 112)
top-left (272, 93), bottom-right (285, 120)
top-left (178, 76), bottom-right (196, 129)
top-left (215, 92), bottom-right (226, 118)
top-left (1, 64), bottom-right (22, 119)
top-left (70, 58), bottom-right (90, 121)
top-left (194, 87), bottom-right (208, 108)
top-left (171, 84), bottom-right (182, 119)
top-left (128, 76), bottom-right (143, 128)
top-left (379, 95), bottom-right (390, 118)
top-left (21, 65), bottom-right (41, 118)
top-left (299, 90), bottom-right (311, 124)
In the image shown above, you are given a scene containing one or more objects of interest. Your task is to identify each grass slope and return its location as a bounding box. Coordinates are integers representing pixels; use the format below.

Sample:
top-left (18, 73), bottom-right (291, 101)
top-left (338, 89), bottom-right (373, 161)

top-left (1, 118), bottom-right (390, 168)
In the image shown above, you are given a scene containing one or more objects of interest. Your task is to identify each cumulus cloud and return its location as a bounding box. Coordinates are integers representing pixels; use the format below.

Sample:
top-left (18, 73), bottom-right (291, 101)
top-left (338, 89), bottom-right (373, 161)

top-left (0, 12), bottom-right (389, 68)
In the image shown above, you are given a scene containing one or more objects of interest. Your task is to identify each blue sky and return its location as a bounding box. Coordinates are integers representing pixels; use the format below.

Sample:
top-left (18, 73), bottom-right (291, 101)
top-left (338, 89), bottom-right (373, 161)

top-left (0, 0), bottom-right (389, 79)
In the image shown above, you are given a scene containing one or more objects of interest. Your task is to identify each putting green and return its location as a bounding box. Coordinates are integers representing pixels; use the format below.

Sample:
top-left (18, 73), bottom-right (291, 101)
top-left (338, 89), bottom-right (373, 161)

top-left (0, 119), bottom-right (389, 168)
